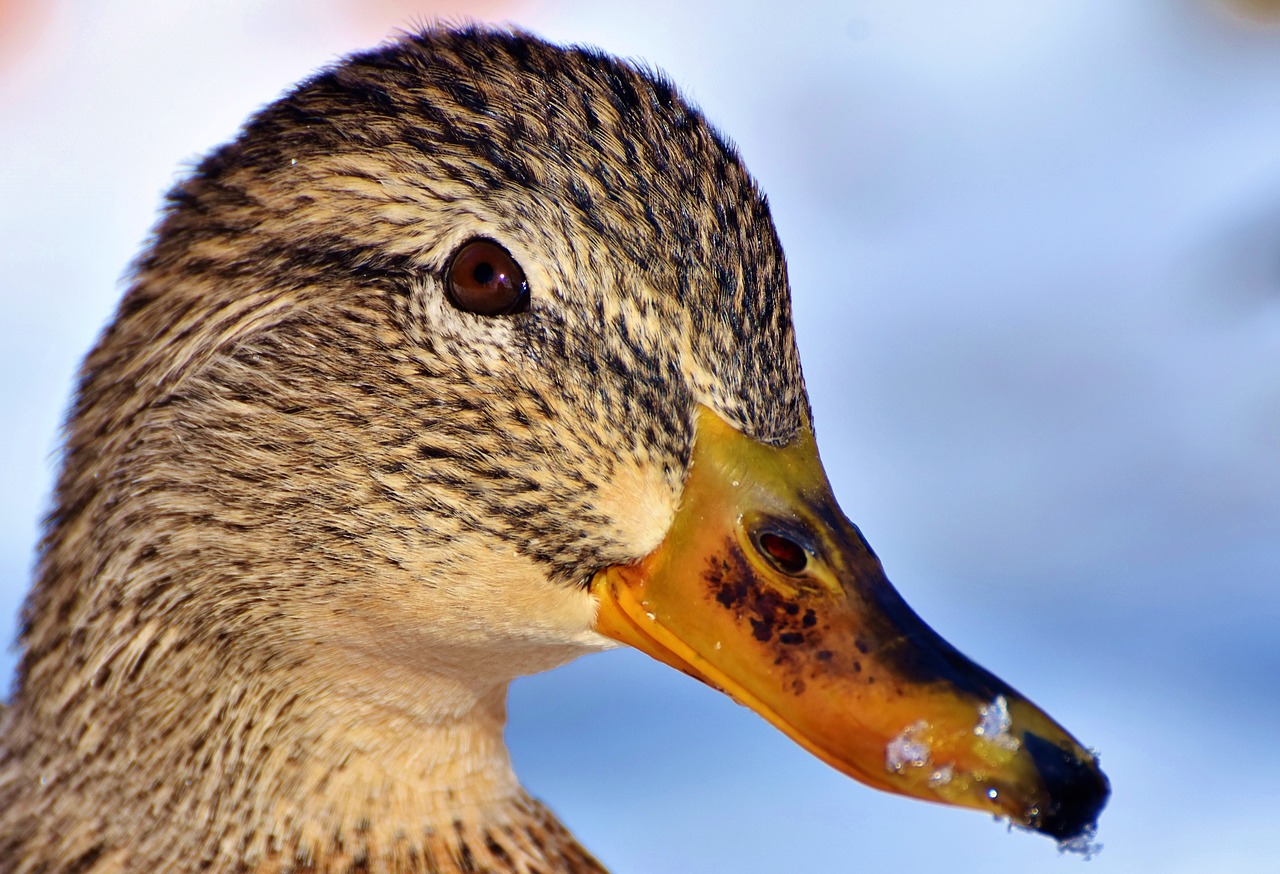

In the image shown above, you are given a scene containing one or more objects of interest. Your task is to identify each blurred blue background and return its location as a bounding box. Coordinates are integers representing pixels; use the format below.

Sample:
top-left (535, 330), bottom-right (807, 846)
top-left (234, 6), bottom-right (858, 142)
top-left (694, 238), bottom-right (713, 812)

top-left (2, 1), bottom-right (1278, 871)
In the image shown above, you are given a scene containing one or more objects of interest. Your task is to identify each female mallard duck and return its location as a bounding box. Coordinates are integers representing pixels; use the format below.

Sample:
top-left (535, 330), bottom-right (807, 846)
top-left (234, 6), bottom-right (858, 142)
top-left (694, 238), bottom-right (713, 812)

top-left (0, 26), bottom-right (1107, 873)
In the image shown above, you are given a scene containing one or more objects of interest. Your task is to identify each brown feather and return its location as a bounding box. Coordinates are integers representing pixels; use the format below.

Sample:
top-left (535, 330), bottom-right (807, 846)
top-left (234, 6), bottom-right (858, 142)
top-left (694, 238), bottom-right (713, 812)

top-left (0, 25), bottom-right (808, 873)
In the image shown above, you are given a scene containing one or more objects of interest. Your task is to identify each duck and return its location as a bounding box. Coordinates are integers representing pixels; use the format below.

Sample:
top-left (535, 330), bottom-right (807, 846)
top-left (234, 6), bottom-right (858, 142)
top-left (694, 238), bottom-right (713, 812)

top-left (0, 26), bottom-right (1108, 874)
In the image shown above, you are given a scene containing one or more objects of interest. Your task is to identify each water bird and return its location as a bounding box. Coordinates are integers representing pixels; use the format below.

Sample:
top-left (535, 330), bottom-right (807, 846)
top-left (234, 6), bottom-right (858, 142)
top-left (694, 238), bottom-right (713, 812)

top-left (0, 26), bottom-right (1108, 873)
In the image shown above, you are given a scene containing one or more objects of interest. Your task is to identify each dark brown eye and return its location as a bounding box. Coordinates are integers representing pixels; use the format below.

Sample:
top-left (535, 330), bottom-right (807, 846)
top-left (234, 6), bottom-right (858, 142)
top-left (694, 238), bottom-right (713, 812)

top-left (755, 530), bottom-right (809, 576)
top-left (445, 239), bottom-right (529, 316)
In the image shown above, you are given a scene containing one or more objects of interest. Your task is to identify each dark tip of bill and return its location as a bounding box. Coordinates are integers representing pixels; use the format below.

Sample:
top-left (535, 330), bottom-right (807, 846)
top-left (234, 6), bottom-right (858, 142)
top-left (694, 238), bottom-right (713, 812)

top-left (1023, 732), bottom-right (1111, 842)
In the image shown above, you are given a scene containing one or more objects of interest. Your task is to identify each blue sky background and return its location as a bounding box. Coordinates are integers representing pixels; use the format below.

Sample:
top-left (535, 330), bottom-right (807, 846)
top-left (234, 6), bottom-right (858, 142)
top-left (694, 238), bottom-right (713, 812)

top-left (1, 1), bottom-right (1278, 871)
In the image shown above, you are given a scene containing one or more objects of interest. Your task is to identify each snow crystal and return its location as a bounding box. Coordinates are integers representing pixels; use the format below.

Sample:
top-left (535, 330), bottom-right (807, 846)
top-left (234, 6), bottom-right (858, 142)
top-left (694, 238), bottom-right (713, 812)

top-left (885, 720), bottom-right (931, 772)
top-left (1058, 826), bottom-right (1103, 860)
top-left (975, 694), bottom-right (1020, 751)
top-left (928, 763), bottom-right (954, 787)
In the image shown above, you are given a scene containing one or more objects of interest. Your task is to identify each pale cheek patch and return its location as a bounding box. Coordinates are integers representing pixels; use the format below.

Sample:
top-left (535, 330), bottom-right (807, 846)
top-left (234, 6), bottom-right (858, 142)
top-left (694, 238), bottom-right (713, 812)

top-left (589, 458), bottom-right (679, 561)
top-left (317, 543), bottom-right (612, 699)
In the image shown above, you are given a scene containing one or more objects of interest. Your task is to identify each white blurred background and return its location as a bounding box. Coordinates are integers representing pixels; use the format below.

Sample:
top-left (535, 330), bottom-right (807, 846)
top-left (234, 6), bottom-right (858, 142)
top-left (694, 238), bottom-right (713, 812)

top-left (2, 1), bottom-right (1278, 871)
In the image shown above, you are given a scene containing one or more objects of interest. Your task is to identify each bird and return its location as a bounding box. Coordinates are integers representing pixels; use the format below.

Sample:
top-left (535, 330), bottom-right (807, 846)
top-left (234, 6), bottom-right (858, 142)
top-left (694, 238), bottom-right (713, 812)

top-left (0, 26), bottom-right (1108, 874)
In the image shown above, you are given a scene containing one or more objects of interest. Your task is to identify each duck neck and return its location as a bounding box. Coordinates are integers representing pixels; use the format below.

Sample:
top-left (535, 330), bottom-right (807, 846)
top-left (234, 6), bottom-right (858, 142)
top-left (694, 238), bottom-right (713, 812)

top-left (230, 676), bottom-right (606, 874)
top-left (3, 656), bottom-right (607, 874)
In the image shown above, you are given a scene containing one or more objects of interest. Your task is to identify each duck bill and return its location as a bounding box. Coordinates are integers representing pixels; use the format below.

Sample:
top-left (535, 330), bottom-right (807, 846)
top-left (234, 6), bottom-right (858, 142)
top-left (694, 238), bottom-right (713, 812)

top-left (590, 406), bottom-right (1109, 843)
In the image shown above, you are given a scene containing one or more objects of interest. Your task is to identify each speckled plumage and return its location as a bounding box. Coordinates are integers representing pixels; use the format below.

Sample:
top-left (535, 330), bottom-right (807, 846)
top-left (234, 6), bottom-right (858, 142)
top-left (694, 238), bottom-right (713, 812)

top-left (0, 26), bottom-right (809, 874)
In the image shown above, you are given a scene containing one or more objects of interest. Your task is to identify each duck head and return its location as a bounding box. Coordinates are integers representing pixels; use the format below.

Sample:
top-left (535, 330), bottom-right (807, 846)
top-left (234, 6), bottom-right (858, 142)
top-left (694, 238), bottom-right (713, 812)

top-left (5, 26), bottom-right (1106, 872)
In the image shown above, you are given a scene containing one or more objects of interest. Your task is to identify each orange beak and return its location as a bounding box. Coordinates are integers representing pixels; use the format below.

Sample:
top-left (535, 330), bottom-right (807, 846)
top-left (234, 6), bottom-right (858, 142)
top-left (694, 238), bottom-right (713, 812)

top-left (590, 406), bottom-right (1109, 844)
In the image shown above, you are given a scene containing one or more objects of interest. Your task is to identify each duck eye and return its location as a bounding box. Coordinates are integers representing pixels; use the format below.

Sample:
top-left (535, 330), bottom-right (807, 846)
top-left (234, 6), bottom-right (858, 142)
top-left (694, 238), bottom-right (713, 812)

top-left (754, 530), bottom-right (809, 576)
top-left (445, 239), bottom-right (529, 316)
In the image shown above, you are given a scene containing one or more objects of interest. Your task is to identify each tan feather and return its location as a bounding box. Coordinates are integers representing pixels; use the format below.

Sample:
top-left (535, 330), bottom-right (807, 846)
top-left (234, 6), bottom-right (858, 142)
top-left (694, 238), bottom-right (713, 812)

top-left (0, 25), bottom-right (807, 874)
